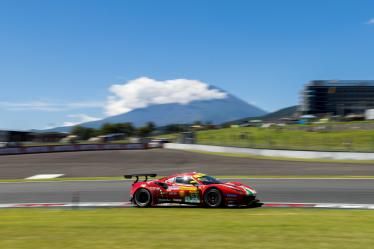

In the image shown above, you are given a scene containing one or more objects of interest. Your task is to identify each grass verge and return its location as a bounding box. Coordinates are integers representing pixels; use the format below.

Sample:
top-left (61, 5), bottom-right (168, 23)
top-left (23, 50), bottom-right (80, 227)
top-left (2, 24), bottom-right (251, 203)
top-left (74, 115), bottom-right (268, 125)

top-left (0, 208), bottom-right (374, 249)
top-left (196, 127), bottom-right (374, 152)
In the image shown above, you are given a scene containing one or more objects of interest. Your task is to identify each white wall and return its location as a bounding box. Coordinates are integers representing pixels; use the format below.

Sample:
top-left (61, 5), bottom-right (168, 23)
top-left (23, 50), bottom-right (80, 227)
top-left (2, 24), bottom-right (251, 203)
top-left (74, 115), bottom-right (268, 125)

top-left (164, 143), bottom-right (374, 160)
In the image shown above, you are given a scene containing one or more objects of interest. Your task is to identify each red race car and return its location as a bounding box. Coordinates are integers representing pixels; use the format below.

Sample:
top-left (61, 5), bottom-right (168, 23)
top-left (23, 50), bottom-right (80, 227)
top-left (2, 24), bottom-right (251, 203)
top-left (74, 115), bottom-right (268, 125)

top-left (125, 172), bottom-right (261, 208)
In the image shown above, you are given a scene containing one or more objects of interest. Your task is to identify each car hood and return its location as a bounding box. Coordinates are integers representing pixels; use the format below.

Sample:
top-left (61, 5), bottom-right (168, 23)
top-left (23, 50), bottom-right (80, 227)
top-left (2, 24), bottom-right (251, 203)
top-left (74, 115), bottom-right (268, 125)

top-left (219, 182), bottom-right (257, 196)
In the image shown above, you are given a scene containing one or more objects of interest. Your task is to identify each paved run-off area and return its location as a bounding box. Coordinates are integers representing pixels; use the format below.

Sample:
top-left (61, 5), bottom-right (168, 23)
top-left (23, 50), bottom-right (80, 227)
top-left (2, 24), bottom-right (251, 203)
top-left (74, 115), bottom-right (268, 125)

top-left (1, 149), bottom-right (374, 208)
top-left (1, 179), bottom-right (374, 204)
top-left (1, 149), bottom-right (374, 179)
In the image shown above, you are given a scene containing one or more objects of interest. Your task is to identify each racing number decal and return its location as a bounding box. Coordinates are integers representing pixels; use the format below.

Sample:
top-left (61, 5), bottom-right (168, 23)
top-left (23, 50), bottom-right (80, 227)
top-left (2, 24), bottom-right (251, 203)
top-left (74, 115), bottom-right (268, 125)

top-left (184, 191), bottom-right (200, 203)
top-left (161, 182), bottom-right (201, 204)
top-left (178, 186), bottom-right (200, 203)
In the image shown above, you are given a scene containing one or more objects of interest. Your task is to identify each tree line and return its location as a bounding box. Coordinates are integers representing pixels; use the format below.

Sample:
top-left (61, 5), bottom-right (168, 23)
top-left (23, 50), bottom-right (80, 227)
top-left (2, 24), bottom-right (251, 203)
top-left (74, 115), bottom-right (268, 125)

top-left (70, 121), bottom-right (215, 140)
top-left (70, 122), bottom-right (155, 140)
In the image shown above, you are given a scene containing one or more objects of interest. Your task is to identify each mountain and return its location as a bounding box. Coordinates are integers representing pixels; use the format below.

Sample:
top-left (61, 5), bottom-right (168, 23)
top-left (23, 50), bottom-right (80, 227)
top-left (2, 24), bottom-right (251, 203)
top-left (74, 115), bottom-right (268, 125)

top-left (222, 105), bottom-right (299, 126)
top-left (260, 105), bottom-right (299, 120)
top-left (46, 89), bottom-right (266, 132)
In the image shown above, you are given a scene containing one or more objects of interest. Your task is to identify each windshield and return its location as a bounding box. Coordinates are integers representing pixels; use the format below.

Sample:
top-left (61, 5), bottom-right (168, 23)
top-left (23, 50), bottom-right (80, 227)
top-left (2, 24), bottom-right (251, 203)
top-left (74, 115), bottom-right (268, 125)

top-left (197, 175), bottom-right (223, 185)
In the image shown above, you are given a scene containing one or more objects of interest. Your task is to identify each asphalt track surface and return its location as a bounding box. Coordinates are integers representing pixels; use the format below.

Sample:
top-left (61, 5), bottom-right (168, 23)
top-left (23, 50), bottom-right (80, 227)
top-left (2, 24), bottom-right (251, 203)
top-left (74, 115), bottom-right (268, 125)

top-left (1, 149), bottom-right (374, 205)
top-left (1, 179), bottom-right (374, 204)
top-left (1, 149), bottom-right (374, 179)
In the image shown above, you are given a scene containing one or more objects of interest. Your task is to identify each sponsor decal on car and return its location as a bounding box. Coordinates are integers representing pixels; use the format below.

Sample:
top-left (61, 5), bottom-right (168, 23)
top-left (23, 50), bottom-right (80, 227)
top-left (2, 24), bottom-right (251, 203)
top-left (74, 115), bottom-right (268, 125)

top-left (241, 186), bottom-right (256, 195)
top-left (158, 198), bottom-right (172, 202)
top-left (179, 186), bottom-right (197, 191)
top-left (193, 173), bottom-right (206, 178)
top-left (185, 193), bottom-right (200, 203)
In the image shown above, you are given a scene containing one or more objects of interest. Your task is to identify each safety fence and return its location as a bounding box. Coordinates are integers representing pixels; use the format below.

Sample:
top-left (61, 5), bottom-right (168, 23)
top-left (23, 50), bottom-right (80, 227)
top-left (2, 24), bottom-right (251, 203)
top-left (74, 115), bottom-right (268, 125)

top-left (0, 143), bottom-right (149, 156)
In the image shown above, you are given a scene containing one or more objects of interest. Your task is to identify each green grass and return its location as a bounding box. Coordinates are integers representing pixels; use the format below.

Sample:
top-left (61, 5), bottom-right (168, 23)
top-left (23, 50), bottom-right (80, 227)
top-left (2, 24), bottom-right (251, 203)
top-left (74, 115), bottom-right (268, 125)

top-left (0, 208), bottom-right (374, 249)
top-left (196, 127), bottom-right (374, 152)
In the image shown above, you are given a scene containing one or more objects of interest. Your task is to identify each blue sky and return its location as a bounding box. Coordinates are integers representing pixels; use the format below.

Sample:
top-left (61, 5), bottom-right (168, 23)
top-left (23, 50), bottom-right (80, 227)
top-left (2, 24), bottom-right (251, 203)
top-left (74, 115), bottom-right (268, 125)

top-left (1, 0), bottom-right (374, 130)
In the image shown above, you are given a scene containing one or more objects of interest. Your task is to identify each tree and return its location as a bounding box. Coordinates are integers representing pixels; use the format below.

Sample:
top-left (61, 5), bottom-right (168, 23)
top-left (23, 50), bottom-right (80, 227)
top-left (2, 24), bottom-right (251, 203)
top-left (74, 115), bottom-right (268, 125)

top-left (193, 120), bottom-right (202, 126)
top-left (136, 122), bottom-right (156, 137)
top-left (100, 123), bottom-right (117, 135)
top-left (145, 122), bottom-right (155, 133)
top-left (99, 123), bottom-right (135, 137)
top-left (164, 124), bottom-right (188, 133)
top-left (118, 122), bottom-right (136, 136)
top-left (70, 126), bottom-right (97, 140)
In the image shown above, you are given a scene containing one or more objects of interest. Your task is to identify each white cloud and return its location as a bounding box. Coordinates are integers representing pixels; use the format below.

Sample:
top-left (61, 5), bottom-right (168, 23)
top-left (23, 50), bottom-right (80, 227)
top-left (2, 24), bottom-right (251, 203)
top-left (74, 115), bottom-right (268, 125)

top-left (63, 114), bottom-right (101, 127)
top-left (367, 18), bottom-right (374, 24)
top-left (0, 101), bottom-right (61, 111)
top-left (65, 101), bottom-right (104, 109)
top-left (1, 77), bottom-right (227, 128)
top-left (105, 77), bottom-right (227, 116)
top-left (0, 101), bottom-right (104, 112)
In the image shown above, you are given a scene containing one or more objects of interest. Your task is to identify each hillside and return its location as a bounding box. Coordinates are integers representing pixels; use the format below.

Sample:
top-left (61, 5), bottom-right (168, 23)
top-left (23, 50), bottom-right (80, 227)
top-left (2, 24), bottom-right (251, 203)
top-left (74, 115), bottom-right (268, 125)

top-left (46, 89), bottom-right (266, 132)
top-left (222, 105), bottom-right (299, 125)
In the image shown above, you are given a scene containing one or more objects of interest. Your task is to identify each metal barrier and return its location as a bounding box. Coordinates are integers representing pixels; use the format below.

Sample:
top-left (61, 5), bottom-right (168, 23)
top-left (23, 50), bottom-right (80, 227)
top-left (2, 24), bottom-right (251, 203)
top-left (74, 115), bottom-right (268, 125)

top-left (0, 143), bottom-right (148, 156)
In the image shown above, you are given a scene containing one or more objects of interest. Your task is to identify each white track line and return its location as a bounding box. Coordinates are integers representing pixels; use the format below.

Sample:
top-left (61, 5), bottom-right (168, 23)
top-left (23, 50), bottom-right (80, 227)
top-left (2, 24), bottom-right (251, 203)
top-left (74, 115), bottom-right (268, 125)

top-left (263, 202), bottom-right (374, 209)
top-left (25, 174), bottom-right (65, 180)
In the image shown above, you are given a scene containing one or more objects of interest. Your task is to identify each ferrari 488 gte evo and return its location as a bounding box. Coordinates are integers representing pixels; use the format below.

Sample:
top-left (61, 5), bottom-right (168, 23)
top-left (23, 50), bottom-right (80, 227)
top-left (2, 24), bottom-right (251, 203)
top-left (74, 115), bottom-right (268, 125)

top-left (125, 172), bottom-right (261, 208)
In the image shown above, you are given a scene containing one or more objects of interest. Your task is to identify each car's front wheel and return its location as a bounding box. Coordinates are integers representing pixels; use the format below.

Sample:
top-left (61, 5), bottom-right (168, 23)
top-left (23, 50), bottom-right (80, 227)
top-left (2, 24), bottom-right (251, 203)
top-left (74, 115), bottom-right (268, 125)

top-left (204, 188), bottom-right (222, 208)
top-left (134, 188), bottom-right (152, 207)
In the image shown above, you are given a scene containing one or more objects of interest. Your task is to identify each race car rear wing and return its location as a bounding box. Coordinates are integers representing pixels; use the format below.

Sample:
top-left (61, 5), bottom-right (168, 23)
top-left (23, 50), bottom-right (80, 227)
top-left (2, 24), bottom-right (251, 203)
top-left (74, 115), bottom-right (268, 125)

top-left (124, 174), bottom-right (157, 183)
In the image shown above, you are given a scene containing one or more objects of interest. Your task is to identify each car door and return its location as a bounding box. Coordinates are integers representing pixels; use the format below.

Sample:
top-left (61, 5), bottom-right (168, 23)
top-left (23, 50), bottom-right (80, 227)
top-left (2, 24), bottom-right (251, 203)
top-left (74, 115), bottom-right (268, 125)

top-left (172, 176), bottom-right (201, 204)
top-left (161, 177), bottom-right (181, 202)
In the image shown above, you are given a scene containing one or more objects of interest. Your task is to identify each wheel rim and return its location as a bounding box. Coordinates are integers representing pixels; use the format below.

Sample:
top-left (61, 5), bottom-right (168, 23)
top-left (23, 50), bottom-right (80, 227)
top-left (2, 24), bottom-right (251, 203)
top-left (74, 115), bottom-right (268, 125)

top-left (206, 191), bottom-right (220, 206)
top-left (136, 190), bottom-right (150, 206)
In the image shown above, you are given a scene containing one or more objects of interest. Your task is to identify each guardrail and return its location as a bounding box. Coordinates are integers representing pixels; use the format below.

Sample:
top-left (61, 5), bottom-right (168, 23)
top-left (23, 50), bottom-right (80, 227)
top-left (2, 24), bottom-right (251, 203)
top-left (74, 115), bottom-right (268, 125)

top-left (0, 143), bottom-right (148, 156)
top-left (164, 143), bottom-right (374, 160)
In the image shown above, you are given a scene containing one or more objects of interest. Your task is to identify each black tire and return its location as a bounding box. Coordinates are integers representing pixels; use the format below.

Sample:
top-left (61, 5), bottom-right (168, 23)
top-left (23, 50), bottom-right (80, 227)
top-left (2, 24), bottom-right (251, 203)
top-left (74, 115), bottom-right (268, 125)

top-left (204, 188), bottom-right (223, 208)
top-left (134, 188), bottom-right (152, 207)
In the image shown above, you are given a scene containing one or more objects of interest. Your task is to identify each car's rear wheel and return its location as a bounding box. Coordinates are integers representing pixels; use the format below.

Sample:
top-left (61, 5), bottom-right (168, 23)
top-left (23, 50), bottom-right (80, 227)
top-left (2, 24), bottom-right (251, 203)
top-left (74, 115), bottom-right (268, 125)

top-left (134, 188), bottom-right (152, 207)
top-left (204, 188), bottom-right (222, 208)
